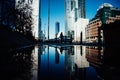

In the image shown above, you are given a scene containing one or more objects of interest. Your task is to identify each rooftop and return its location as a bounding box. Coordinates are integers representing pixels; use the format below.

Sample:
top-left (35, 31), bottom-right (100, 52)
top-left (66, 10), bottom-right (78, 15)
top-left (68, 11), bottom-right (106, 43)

top-left (97, 3), bottom-right (113, 11)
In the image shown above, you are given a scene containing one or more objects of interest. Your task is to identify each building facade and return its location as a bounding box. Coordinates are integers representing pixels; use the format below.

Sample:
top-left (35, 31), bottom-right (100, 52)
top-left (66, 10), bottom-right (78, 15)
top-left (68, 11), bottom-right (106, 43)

top-left (86, 18), bottom-right (102, 43)
top-left (65, 0), bottom-right (88, 42)
top-left (31, 0), bottom-right (40, 39)
top-left (86, 3), bottom-right (120, 43)
top-left (78, 0), bottom-right (86, 18)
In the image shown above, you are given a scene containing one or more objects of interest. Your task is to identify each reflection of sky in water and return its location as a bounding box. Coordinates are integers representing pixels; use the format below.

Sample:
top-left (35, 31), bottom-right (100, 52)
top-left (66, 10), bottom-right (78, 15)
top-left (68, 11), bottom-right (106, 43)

top-left (39, 46), bottom-right (65, 80)
top-left (1, 45), bottom-right (120, 80)
top-left (38, 45), bottom-right (100, 80)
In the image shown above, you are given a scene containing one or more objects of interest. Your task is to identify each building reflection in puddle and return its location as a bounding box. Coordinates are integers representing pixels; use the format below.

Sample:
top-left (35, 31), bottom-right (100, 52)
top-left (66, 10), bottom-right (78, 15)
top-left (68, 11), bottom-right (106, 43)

top-left (86, 46), bottom-right (103, 67)
top-left (1, 45), bottom-right (120, 80)
top-left (37, 45), bottom-right (120, 80)
top-left (38, 45), bottom-right (65, 80)
top-left (31, 45), bottom-right (38, 80)
top-left (86, 46), bottom-right (120, 80)
top-left (65, 46), bottom-right (99, 80)
top-left (38, 45), bottom-right (99, 80)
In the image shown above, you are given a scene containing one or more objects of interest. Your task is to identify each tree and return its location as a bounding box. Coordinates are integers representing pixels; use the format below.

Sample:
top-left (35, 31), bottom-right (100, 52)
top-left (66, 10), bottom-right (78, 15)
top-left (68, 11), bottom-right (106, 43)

top-left (14, 0), bottom-right (33, 37)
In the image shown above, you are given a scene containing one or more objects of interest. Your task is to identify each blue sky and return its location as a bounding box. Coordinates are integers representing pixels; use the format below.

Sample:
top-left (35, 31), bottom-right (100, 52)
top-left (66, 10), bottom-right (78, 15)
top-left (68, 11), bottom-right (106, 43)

top-left (41, 0), bottom-right (120, 39)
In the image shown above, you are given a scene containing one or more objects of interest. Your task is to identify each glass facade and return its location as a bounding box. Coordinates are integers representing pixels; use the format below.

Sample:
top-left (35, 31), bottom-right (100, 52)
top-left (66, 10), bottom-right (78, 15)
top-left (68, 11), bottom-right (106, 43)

top-left (94, 3), bottom-right (120, 24)
top-left (65, 0), bottom-right (88, 42)
top-left (78, 0), bottom-right (86, 18)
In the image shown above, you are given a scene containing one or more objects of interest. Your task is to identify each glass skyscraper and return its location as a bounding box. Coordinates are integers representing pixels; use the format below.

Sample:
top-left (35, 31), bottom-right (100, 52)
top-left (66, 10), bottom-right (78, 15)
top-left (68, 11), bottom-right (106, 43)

top-left (78, 0), bottom-right (86, 18)
top-left (65, 0), bottom-right (88, 42)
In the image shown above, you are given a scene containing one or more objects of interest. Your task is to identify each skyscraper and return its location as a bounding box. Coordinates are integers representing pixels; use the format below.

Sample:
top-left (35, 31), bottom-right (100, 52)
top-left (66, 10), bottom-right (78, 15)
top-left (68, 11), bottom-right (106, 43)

top-left (31, 0), bottom-right (40, 39)
top-left (78, 0), bottom-right (86, 18)
top-left (65, 0), bottom-right (88, 42)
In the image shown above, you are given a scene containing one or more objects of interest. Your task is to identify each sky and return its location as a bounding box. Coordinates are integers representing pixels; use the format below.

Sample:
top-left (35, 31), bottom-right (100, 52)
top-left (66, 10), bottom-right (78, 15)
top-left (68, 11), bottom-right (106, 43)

top-left (41, 0), bottom-right (120, 39)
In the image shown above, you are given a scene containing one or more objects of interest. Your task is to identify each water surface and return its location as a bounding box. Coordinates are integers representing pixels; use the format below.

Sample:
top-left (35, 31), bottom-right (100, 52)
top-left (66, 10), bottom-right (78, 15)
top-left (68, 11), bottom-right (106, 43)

top-left (0, 45), bottom-right (120, 80)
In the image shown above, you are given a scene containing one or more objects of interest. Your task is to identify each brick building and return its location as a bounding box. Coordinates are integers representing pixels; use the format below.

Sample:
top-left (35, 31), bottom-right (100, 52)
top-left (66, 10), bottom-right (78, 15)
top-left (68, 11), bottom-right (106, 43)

top-left (86, 3), bottom-right (120, 43)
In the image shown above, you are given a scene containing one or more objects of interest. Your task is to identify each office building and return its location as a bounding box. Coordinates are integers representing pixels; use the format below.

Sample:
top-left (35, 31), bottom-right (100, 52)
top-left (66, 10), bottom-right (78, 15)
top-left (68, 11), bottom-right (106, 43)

top-left (78, 0), bottom-right (86, 18)
top-left (65, 0), bottom-right (88, 42)
top-left (95, 3), bottom-right (120, 24)
top-left (86, 18), bottom-right (102, 43)
top-left (86, 3), bottom-right (120, 43)
top-left (31, 0), bottom-right (40, 39)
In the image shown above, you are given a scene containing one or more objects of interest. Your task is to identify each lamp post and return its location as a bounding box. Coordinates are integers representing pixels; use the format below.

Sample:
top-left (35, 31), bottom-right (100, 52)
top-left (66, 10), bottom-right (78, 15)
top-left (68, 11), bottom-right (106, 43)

top-left (48, 0), bottom-right (50, 40)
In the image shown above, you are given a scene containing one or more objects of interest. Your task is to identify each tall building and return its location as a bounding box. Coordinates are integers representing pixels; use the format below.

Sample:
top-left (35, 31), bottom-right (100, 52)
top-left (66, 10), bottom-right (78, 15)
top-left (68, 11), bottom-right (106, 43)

top-left (55, 22), bottom-right (60, 38)
top-left (78, 0), bottom-right (86, 18)
top-left (65, 0), bottom-right (88, 42)
top-left (31, 0), bottom-right (40, 39)
top-left (86, 3), bottom-right (120, 43)
top-left (95, 3), bottom-right (120, 24)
